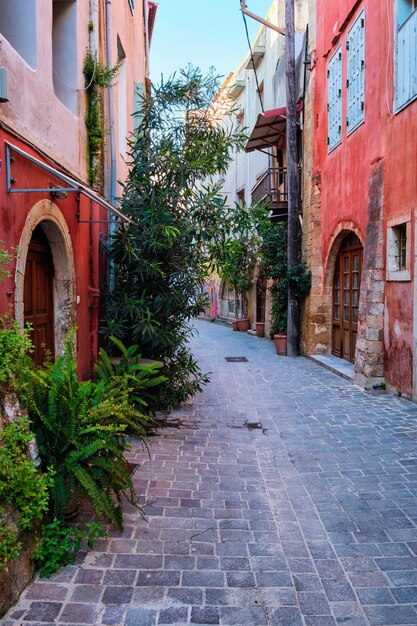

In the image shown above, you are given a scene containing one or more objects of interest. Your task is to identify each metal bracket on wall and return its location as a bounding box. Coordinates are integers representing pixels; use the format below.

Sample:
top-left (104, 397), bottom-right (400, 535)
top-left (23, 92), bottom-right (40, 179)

top-left (4, 141), bottom-right (132, 224)
top-left (5, 144), bottom-right (79, 195)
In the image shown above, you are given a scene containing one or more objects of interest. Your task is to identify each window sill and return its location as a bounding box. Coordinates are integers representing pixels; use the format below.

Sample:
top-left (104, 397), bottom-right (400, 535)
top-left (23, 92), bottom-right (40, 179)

top-left (387, 269), bottom-right (411, 282)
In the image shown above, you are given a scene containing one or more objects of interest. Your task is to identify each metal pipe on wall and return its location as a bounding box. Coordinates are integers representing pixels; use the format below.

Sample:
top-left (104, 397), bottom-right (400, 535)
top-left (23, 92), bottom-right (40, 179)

top-left (240, 0), bottom-right (286, 36)
top-left (105, 0), bottom-right (116, 211)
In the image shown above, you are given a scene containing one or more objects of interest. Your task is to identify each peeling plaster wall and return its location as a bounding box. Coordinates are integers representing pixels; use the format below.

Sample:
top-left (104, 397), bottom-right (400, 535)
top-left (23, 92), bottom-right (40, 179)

top-left (0, 1), bottom-right (88, 178)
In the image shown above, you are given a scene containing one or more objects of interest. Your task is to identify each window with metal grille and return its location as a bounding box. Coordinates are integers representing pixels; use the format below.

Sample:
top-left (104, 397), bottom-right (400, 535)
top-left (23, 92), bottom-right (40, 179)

top-left (395, 223), bottom-right (407, 270)
top-left (387, 217), bottom-right (411, 281)
top-left (346, 10), bottom-right (365, 134)
top-left (395, 0), bottom-right (417, 111)
top-left (327, 46), bottom-right (343, 152)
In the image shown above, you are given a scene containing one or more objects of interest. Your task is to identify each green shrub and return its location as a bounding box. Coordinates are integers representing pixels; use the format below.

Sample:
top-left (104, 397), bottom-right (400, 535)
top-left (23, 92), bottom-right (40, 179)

top-left (0, 418), bottom-right (53, 531)
top-left (104, 67), bottom-right (248, 410)
top-left (95, 336), bottom-right (166, 423)
top-left (0, 418), bottom-right (54, 569)
top-left (0, 524), bottom-right (21, 571)
top-left (33, 520), bottom-right (105, 578)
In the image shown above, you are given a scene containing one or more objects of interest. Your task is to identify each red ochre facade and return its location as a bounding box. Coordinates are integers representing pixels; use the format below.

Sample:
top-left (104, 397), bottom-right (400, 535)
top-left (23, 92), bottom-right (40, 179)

top-left (305, 0), bottom-right (417, 397)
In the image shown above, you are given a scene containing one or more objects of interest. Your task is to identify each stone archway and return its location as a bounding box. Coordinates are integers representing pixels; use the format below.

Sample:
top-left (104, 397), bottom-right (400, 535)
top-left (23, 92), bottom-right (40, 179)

top-left (324, 225), bottom-right (365, 361)
top-left (15, 199), bottom-right (76, 357)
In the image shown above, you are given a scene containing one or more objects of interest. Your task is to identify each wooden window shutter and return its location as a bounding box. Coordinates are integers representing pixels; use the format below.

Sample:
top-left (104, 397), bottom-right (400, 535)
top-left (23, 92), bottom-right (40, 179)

top-left (327, 45), bottom-right (343, 152)
top-left (347, 9), bottom-right (365, 134)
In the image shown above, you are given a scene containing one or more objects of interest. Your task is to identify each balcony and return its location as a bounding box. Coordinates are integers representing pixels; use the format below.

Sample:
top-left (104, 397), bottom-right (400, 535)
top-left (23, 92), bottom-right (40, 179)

top-left (251, 167), bottom-right (302, 220)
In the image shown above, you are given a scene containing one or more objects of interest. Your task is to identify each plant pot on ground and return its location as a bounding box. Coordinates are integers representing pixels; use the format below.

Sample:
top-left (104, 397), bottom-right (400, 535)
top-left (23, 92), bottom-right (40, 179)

top-left (273, 333), bottom-right (287, 356)
top-left (236, 318), bottom-right (250, 332)
top-left (232, 319), bottom-right (239, 331)
top-left (255, 322), bottom-right (265, 337)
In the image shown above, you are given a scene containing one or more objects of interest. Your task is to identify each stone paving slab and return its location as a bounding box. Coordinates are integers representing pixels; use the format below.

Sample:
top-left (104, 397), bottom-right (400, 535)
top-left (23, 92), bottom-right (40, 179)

top-left (4, 320), bottom-right (417, 624)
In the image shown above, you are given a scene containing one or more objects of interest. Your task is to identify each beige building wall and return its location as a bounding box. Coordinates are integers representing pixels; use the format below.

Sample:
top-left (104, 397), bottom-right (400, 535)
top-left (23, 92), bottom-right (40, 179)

top-left (213, 0), bottom-right (310, 336)
top-left (0, 0), bottom-right (148, 189)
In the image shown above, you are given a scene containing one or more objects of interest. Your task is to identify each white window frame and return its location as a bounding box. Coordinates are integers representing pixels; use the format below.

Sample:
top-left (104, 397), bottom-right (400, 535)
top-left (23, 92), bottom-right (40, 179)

top-left (387, 212), bottom-right (412, 281)
top-left (395, 0), bottom-right (417, 112)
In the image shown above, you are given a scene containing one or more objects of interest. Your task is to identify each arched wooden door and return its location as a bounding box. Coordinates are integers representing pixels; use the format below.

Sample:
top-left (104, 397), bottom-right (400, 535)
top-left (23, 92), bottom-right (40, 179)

top-left (24, 226), bottom-right (55, 366)
top-left (332, 233), bottom-right (363, 363)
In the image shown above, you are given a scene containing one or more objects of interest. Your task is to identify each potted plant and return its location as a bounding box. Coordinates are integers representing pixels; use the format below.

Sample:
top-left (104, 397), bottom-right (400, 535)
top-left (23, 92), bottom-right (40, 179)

top-left (255, 321), bottom-right (265, 337)
top-left (260, 221), bottom-right (311, 356)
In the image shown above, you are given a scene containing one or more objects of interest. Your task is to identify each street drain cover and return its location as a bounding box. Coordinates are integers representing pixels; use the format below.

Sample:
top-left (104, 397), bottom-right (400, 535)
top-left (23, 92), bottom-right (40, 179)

top-left (245, 421), bottom-right (263, 430)
top-left (225, 357), bottom-right (248, 362)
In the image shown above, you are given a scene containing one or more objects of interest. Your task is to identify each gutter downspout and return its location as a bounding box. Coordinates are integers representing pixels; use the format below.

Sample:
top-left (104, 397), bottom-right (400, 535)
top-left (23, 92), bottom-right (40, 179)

top-left (105, 0), bottom-right (117, 292)
top-left (105, 0), bottom-right (117, 212)
top-left (240, 0), bottom-right (286, 37)
top-left (143, 0), bottom-right (150, 81)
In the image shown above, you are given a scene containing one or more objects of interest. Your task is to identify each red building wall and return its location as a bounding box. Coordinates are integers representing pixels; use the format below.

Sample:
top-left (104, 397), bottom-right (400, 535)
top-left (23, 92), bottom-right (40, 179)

top-left (0, 130), bottom-right (107, 377)
top-left (313, 0), bottom-right (417, 395)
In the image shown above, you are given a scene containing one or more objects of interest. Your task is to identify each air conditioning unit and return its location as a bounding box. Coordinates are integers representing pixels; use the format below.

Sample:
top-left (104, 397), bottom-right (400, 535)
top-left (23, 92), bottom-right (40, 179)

top-left (0, 67), bottom-right (8, 102)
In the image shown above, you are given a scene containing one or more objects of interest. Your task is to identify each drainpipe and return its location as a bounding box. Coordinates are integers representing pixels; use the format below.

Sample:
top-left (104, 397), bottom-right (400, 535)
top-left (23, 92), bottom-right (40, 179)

top-left (143, 0), bottom-right (150, 80)
top-left (105, 0), bottom-right (117, 212)
top-left (240, 0), bottom-right (286, 36)
top-left (105, 0), bottom-right (117, 293)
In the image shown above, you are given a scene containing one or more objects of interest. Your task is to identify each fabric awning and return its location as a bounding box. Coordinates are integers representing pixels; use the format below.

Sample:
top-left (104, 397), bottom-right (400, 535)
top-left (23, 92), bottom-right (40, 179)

top-left (245, 103), bottom-right (303, 153)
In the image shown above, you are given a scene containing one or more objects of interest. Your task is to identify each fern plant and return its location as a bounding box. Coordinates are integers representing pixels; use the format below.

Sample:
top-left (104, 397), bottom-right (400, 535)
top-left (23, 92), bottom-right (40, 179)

top-left (26, 334), bottom-right (144, 530)
top-left (95, 336), bottom-right (166, 422)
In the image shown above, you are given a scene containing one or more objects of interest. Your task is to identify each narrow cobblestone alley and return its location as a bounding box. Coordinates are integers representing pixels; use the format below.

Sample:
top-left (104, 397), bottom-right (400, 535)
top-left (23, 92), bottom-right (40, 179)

top-left (5, 320), bottom-right (417, 626)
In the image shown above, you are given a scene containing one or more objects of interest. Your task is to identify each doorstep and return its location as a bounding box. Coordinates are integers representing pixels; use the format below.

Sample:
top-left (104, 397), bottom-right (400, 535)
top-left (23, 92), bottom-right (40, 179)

top-left (308, 354), bottom-right (354, 382)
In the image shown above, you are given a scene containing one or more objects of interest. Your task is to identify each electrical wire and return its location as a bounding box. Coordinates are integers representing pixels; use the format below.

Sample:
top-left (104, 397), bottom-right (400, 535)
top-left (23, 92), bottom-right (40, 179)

top-left (52, 56), bottom-right (97, 92)
top-left (241, 5), bottom-right (264, 113)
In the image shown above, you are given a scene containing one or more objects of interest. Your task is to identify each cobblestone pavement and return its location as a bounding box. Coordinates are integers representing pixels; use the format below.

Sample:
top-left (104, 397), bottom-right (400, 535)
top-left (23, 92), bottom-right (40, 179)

top-left (5, 320), bottom-right (417, 625)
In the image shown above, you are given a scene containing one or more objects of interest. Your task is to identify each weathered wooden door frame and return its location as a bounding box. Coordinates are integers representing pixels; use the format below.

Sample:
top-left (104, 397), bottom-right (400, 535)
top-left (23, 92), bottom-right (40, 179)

top-left (332, 233), bottom-right (363, 363)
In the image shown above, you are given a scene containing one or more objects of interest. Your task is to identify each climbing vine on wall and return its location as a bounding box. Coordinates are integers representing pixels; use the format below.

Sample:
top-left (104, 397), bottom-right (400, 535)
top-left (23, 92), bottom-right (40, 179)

top-left (83, 50), bottom-right (121, 187)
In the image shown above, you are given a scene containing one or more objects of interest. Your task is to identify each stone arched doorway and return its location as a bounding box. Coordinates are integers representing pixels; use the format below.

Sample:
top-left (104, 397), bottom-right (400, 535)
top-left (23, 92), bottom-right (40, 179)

top-left (219, 280), bottom-right (235, 319)
top-left (15, 200), bottom-right (76, 362)
top-left (332, 232), bottom-right (363, 362)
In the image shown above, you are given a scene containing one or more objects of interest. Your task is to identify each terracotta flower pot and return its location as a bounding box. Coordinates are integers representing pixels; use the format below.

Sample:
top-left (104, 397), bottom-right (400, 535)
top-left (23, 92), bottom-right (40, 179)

top-left (236, 318), bottom-right (250, 332)
top-left (273, 333), bottom-right (287, 356)
top-left (232, 319), bottom-right (239, 331)
top-left (255, 322), bottom-right (265, 338)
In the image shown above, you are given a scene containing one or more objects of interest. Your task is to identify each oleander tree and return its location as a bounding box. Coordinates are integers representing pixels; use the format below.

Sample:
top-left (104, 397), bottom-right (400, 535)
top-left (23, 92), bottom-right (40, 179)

top-left (103, 66), bottom-right (247, 409)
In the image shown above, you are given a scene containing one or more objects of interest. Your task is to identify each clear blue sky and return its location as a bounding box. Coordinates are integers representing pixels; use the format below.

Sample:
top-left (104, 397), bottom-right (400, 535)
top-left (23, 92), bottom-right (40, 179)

top-left (150, 0), bottom-right (273, 83)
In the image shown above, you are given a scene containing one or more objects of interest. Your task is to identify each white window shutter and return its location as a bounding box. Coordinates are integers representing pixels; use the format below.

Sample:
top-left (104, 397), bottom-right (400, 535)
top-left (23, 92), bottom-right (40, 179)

top-left (327, 45), bottom-right (343, 151)
top-left (395, 9), bottom-right (417, 111)
top-left (347, 10), bottom-right (365, 134)
top-left (134, 82), bottom-right (144, 132)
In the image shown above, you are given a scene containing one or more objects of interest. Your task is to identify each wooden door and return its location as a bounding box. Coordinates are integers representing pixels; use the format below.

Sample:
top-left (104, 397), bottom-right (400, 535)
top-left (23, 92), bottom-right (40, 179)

top-left (24, 227), bottom-right (54, 366)
top-left (332, 234), bottom-right (362, 363)
top-left (256, 278), bottom-right (267, 323)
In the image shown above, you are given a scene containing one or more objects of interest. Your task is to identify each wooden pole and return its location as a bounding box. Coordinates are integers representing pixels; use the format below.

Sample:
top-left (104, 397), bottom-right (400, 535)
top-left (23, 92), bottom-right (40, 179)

top-left (285, 0), bottom-right (301, 356)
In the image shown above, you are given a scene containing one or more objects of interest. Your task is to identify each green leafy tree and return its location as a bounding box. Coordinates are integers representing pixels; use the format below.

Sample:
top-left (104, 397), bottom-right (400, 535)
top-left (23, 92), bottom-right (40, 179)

top-left (260, 221), bottom-right (311, 336)
top-left (213, 202), bottom-right (268, 319)
top-left (104, 66), bottom-right (247, 409)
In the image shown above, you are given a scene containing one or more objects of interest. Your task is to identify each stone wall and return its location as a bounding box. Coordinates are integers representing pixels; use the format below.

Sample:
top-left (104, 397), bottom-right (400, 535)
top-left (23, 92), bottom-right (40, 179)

top-left (354, 160), bottom-right (386, 388)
